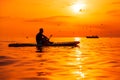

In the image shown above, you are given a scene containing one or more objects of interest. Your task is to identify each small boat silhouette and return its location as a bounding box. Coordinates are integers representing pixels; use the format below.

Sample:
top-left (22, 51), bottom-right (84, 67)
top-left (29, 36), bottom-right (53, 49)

top-left (86, 35), bottom-right (99, 38)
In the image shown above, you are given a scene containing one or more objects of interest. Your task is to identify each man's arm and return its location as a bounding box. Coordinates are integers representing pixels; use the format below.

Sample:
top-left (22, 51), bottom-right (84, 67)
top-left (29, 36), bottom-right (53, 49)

top-left (42, 34), bottom-right (49, 40)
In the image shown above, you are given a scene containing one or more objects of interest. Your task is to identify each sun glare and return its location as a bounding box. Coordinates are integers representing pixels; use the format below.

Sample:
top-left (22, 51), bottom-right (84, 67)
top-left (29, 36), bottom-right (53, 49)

top-left (74, 37), bottom-right (81, 41)
top-left (71, 3), bottom-right (86, 14)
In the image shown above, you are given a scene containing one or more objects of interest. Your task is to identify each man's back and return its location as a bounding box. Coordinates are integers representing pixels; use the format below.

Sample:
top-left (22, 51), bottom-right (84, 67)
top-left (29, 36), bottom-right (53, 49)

top-left (36, 32), bottom-right (42, 44)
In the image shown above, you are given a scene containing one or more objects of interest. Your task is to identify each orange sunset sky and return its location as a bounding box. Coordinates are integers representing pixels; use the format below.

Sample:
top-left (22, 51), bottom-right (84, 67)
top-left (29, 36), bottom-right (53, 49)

top-left (0, 0), bottom-right (120, 37)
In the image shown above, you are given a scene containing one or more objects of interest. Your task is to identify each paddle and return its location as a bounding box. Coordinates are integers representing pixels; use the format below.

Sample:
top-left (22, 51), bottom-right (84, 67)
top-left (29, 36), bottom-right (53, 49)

top-left (48, 34), bottom-right (53, 44)
top-left (49, 34), bottom-right (52, 40)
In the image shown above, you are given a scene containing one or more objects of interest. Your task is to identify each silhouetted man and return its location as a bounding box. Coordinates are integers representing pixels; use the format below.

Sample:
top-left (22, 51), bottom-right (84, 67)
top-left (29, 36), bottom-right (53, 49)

top-left (36, 28), bottom-right (50, 46)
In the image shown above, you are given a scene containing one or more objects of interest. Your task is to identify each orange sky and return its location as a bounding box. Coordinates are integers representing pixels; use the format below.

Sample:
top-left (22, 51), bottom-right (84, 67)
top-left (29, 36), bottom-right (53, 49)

top-left (0, 0), bottom-right (120, 38)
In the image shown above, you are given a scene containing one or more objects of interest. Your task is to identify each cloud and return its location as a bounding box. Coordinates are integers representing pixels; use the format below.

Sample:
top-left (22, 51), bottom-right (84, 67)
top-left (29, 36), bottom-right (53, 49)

top-left (107, 1), bottom-right (120, 16)
top-left (24, 16), bottom-right (76, 26)
top-left (107, 9), bottom-right (120, 16)
top-left (111, 1), bottom-right (120, 5)
top-left (0, 16), bottom-right (11, 19)
top-left (25, 16), bottom-right (74, 22)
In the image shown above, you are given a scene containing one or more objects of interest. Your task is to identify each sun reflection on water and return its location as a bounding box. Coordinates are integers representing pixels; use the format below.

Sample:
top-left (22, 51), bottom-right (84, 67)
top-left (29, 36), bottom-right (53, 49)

top-left (74, 37), bottom-right (81, 41)
top-left (72, 48), bottom-right (85, 79)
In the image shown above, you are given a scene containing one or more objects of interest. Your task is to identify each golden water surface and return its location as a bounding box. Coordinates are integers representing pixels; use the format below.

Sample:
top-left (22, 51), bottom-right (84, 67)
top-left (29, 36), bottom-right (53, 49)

top-left (0, 37), bottom-right (120, 80)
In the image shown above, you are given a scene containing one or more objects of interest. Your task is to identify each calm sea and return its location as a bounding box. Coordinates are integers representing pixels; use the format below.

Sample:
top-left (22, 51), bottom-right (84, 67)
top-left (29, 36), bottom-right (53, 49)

top-left (0, 37), bottom-right (120, 80)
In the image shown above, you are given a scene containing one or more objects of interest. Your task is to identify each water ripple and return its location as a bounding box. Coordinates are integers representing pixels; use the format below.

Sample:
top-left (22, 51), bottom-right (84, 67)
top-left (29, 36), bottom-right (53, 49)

top-left (20, 77), bottom-right (49, 80)
top-left (0, 56), bottom-right (18, 66)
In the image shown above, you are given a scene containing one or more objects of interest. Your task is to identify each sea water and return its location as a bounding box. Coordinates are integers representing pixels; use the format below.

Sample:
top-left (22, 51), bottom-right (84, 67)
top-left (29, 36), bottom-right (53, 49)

top-left (0, 37), bottom-right (120, 80)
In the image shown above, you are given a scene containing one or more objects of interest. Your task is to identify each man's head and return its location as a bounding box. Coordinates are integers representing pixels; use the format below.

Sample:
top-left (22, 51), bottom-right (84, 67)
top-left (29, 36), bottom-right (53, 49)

top-left (39, 28), bottom-right (43, 33)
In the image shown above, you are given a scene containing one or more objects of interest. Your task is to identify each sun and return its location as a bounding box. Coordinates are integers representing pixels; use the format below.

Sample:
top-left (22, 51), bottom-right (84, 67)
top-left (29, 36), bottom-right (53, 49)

top-left (71, 3), bottom-right (86, 14)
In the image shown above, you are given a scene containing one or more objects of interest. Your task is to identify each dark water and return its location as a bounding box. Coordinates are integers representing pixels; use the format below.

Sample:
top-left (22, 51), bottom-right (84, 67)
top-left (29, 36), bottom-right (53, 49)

top-left (0, 37), bottom-right (120, 80)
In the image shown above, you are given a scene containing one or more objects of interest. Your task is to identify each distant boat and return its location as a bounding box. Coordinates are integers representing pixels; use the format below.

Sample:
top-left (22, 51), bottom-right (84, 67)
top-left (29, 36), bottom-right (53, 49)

top-left (86, 35), bottom-right (99, 38)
